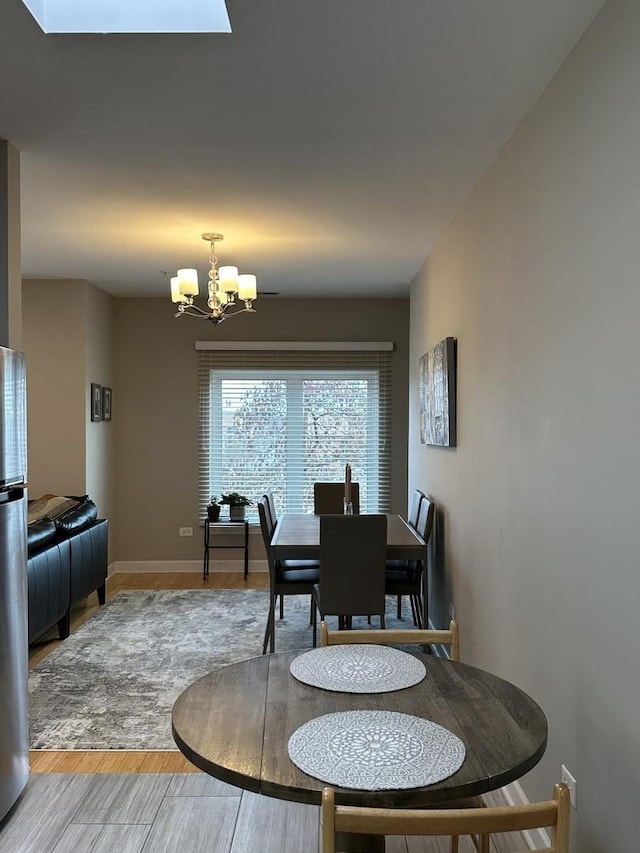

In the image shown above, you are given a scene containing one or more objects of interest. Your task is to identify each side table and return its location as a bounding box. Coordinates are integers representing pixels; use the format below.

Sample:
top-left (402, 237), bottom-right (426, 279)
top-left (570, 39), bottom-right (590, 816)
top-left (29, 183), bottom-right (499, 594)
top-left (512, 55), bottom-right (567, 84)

top-left (203, 518), bottom-right (249, 580)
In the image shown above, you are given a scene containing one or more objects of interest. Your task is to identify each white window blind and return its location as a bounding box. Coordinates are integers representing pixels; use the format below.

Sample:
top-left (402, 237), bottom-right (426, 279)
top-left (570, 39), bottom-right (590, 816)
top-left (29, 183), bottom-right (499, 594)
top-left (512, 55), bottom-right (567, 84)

top-left (197, 348), bottom-right (392, 519)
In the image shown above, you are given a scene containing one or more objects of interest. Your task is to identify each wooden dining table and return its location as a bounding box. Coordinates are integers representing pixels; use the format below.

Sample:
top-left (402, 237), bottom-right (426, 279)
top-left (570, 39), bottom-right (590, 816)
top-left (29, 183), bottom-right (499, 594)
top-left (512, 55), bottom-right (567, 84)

top-left (172, 650), bottom-right (547, 852)
top-left (271, 513), bottom-right (428, 626)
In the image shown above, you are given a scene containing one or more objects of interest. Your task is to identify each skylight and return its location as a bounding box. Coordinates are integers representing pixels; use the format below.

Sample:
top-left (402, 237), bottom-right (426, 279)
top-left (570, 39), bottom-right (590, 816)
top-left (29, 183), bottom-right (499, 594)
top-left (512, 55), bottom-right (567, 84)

top-left (21, 0), bottom-right (231, 34)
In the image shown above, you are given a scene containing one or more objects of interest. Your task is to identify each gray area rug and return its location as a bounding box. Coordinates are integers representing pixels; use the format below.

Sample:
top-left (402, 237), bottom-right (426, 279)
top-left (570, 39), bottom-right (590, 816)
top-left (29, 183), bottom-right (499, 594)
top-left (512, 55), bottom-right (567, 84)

top-left (29, 589), bottom-right (407, 751)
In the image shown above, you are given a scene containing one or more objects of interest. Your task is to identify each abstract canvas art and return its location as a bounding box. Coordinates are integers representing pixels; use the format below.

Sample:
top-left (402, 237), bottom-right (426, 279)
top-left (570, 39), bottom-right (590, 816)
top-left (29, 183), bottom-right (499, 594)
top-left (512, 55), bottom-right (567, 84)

top-left (420, 337), bottom-right (457, 447)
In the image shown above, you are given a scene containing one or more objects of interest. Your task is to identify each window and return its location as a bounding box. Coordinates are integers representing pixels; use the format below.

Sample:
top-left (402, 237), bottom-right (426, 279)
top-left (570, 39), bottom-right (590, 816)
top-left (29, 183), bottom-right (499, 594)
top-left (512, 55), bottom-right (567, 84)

top-left (198, 347), bottom-right (392, 517)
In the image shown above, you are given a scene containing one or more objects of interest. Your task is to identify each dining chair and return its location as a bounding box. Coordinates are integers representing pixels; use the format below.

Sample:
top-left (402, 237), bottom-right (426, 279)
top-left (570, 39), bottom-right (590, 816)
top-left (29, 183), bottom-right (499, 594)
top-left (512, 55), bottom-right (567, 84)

top-left (408, 488), bottom-right (425, 529)
top-left (320, 619), bottom-right (459, 660)
top-left (264, 490), bottom-right (277, 529)
top-left (312, 514), bottom-right (386, 647)
top-left (313, 482), bottom-right (360, 515)
top-left (257, 497), bottom-right (319, 653)
top-left (389, 488), bottom-right (425, 618)
top-left (385, 494), bottom-right (434, 626)
top-left (320, 783), bottom-right (570, 853)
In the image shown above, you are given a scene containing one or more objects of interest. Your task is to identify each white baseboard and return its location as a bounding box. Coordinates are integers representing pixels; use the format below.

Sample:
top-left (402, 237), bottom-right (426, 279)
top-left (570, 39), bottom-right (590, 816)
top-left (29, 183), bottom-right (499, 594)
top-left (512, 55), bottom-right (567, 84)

top-left (499, 780), bottom-right (551, 849)
top-left (110, 560), bottom-right (269, 574)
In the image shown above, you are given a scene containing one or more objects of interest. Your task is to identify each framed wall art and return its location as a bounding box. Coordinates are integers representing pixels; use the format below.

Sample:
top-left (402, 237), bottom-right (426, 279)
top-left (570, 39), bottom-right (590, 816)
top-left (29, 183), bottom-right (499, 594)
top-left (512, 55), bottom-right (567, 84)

top-left (419, 337), bottom-right (457, 447)
top-left (102, 386), bottom-right (112, 421)
top-left (91, 383), bottom-right (102, 422)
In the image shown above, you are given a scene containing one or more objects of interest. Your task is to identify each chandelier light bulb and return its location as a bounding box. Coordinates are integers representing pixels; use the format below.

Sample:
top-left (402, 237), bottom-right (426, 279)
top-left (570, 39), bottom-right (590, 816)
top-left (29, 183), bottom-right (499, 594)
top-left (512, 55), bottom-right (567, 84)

top-left (170, 276), bottom-right (187, 304)
top-left (218, 265), bottom-right (239, 293)
top-left (177, 268), bottom-right (199, 297)
top-left (238, 274), bottom-right (257, 301)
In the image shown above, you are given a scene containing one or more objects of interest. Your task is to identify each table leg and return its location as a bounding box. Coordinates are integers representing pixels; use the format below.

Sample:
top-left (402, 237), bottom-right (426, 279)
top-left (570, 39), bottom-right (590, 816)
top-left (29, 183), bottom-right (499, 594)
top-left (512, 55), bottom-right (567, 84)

top-left (335, 832), bottom-right (385, 852)
top-left (319, 812), bottom-right (385, 852)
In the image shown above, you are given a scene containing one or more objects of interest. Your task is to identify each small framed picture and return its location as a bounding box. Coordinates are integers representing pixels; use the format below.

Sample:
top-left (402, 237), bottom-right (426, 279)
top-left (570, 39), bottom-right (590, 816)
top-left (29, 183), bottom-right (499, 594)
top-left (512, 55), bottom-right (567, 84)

top-left (102, 386), bottom-right (112, 421)
top-left (91, 383), bottom-right (103, 422)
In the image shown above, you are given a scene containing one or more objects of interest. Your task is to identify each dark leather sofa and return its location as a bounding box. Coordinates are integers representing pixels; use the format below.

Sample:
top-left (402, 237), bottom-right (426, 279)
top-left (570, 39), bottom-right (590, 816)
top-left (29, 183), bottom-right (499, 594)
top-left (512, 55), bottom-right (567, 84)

top-left (27, 496), bottom-right (108, 644)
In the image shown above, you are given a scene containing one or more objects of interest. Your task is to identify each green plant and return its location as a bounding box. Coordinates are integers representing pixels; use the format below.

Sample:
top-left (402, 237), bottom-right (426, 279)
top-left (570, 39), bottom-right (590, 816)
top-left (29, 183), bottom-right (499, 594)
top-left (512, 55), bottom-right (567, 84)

top-left (218, 491), bottom-right (253, 507)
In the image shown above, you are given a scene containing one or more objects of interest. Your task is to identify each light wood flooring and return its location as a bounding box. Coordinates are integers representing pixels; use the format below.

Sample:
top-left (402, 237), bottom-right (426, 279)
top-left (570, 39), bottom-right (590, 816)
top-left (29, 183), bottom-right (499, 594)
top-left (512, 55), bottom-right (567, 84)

top-left (16, 571), bottom-right (527, 852)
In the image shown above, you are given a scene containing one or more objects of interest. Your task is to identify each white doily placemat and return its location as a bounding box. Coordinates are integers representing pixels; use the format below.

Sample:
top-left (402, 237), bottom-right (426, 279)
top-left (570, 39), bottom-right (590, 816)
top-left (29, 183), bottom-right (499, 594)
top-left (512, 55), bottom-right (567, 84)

top-left (290, 645), bottom-right (426, 693)
top-left (287, 710), bottom-right (466, 790)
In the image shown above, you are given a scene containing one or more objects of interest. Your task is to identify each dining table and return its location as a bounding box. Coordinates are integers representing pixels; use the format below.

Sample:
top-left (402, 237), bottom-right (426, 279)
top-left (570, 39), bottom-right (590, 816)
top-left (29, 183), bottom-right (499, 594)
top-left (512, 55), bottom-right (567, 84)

top-left (271, 512), bottom-right (429, 626)
top-left (172, 650), bottom-right (547, 852)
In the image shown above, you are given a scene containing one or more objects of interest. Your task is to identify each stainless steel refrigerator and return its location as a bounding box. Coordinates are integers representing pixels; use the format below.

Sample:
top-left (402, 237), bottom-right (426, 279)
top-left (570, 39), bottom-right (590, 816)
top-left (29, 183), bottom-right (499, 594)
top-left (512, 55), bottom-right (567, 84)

top-left (0, 345), bottom-right (29, 820)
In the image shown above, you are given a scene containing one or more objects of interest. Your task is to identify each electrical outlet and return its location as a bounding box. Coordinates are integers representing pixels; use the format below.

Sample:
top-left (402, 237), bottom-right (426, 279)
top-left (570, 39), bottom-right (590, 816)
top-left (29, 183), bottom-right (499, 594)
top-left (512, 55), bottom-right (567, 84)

top-left (561, 764), bottom-right (577, 809)
top-left (179, 527), bottom-right (193, 537)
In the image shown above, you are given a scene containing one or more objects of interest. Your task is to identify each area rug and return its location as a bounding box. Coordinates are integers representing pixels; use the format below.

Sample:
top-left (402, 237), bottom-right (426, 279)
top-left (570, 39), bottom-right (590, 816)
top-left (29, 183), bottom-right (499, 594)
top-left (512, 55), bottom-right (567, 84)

top-left (29, 590), bottom-right (408, 751)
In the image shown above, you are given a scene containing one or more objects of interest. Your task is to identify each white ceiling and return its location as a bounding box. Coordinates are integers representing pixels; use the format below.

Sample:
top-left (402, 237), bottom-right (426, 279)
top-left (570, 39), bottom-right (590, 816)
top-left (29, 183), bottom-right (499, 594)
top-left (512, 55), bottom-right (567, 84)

top-left (0, 0), bottom-right (605, 299)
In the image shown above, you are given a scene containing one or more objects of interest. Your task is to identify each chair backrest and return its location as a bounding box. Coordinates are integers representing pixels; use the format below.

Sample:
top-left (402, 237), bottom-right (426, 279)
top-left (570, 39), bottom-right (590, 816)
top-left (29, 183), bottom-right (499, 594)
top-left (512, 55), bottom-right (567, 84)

top-left (320, 619), bottom-right (460, 661)
top-left (415, 495), bottom-right (434, 543)
top-left (257, 497), bottom-right (276, 569)
top-left (321, 783), bottom-right (570, 853)
top-left (264, 490), bottom-right (277, 527)
top-left (318, 514), bottom-right (386, 617)
top-left (313, 482), bottom-right (360, 515)
top-left (407, 489), bottom-right (425, 529)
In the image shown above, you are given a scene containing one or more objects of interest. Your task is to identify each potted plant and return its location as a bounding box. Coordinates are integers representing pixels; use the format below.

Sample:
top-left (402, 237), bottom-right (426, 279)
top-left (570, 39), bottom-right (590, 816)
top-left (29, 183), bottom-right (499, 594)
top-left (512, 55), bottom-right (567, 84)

top-left (207, 497), bottom-right (221, 522)
top-left (218, 491), bottom-right (253, 521)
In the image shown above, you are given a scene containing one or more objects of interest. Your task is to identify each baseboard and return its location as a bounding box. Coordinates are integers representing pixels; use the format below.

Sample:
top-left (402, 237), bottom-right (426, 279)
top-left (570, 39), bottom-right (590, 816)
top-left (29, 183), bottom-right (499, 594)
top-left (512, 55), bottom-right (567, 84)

top-left (110, 560), bottom-right (269, 574)
top-left (498, 779), bottom-right (551, 849)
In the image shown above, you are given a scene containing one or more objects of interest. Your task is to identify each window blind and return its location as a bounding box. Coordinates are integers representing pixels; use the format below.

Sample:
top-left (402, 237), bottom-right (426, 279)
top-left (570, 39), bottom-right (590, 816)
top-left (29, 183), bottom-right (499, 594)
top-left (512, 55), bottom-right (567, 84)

top-left (197, 348), bottom-right (392, 519)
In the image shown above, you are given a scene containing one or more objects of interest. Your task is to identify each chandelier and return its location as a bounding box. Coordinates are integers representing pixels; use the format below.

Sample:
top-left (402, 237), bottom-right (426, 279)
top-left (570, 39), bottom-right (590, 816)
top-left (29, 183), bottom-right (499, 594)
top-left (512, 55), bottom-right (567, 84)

top-left (170, 232), bottom-right (257, 325)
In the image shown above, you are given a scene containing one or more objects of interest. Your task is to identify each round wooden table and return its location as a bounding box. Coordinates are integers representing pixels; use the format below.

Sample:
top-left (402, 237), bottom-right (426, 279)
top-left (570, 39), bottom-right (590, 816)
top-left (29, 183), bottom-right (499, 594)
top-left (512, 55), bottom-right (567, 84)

top-left (172, 650), bottom-right (547, 850)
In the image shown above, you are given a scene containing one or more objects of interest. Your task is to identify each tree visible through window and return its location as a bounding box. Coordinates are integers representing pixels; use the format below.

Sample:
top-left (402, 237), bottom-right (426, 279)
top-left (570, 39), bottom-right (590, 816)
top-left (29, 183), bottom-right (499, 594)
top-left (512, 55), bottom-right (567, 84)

top-left (208, 370), bottom-right (381, 513)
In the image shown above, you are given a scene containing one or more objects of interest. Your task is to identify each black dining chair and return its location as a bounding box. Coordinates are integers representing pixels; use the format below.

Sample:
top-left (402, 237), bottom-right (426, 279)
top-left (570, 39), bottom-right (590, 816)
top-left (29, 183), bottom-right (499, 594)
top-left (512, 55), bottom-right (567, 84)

top-left (263, 490), bottom-right (277, 529)
top-left (408, 488), bottom-right (425, 529)
top-left (313, 482), bottom-right (360, 515)
top-left (390, 487), bottom-right (425, 618)
top-left (312, 514), bottom-right (387, 647)
top-left (258, 497), bottom-right (320, 653)
top-left (385, 495), bottom-right (434, 627)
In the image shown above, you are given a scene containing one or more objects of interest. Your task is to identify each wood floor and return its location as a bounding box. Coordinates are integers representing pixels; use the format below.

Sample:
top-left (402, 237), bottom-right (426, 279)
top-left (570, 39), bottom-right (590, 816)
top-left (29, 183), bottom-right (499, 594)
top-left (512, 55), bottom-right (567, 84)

top-left (18, 571), bottom-right (527, 852)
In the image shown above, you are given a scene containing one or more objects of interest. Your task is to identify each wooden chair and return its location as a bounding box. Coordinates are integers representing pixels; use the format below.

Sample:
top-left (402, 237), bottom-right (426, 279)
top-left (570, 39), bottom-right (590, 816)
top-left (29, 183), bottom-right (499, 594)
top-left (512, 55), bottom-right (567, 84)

top-left (313, 482), bottom-right (360, 515)
top-left (312, 514), bottom-right (386, 647)
top-left (320, 619), bottom-right (459, 661)
top-left (385, 495), bottom-right (434, 626)
top-left (258, 497), bottom-right (319, 653)
top-left (320, 783), bottom-right (570, 853)
top-left (320, 618), bottom-right (484, 853)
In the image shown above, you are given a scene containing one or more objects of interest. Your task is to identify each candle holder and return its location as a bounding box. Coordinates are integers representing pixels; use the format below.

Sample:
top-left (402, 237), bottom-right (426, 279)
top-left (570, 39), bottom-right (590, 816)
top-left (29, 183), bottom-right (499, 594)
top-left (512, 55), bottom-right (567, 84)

top-left (343, 498), bottom-right (354, 515)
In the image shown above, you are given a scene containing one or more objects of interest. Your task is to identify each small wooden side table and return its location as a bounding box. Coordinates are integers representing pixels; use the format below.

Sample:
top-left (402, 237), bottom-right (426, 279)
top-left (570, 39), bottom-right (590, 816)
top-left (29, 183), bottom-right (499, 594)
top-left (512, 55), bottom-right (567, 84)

top-left (202, 518), bottom-right (249, 580)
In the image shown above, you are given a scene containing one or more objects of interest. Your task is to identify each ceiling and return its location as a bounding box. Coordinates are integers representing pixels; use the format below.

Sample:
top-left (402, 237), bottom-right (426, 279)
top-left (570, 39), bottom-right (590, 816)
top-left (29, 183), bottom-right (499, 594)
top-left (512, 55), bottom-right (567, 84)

top-left (0, 0), bottom-right (605, 300)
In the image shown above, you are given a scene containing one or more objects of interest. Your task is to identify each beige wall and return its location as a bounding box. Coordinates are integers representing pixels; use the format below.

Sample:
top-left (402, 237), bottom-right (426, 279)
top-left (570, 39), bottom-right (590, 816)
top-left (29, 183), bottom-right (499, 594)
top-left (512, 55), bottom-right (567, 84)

top-left (112, 296), bottom-right (409, 563)
top-left (0, 140), bottom-right (21, 349)
top-left (22, 279), bottom-right (114, 522)
top-left (85, 283), bottom-right (114, 521)
top-left (409, 1), bottom-right (639, 848)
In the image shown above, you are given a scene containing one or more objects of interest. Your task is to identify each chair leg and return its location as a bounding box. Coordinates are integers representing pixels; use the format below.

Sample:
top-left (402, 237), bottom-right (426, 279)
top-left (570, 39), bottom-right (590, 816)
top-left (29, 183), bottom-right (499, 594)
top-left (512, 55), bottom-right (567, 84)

top-left (280, 593), bottom-right (284, 619)
top-left (380, 612), bottom-right (385, 629)
top-left (312, 604), bottom-right (318, 648)
top-left (450, 836), bottom-right (459, 853)
top-left (397, 594), bottom-right (402, 619)
top-left (409, 595), bottom-right (418, 627)
top-left (309, 595), bottom-right (314, 624)
top-left (263, 596), bottom-right (275, 655)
